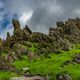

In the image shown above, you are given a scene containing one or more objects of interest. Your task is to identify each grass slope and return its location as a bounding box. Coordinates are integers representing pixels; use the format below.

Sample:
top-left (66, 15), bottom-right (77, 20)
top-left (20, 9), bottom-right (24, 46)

top-left (0, 44), bottom-right (80, 80)
top-left (13, 49), bottom-right (80, 80)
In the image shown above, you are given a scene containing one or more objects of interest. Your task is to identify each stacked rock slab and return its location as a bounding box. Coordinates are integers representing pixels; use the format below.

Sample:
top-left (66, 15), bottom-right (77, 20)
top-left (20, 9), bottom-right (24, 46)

top-left (49, 18), bottom-right (80, 43)
top-left (3, 18), bottom-right (80, 53)
top-left (12, 19), bottom-right (20, 30)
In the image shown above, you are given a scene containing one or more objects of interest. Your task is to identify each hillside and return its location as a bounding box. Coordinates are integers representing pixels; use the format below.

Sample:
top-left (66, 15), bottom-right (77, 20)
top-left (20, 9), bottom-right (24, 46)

top-left (0, 18), bottom-right (80, 80)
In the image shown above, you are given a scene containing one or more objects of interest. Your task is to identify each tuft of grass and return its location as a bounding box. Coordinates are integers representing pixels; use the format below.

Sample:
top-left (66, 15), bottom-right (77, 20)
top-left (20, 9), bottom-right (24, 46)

top-left (13, 56), bottom-right (30, 70)
top-left (28, 49), bottom-right (80, 80)
top-left (0, 71), bottom-right (17, 80)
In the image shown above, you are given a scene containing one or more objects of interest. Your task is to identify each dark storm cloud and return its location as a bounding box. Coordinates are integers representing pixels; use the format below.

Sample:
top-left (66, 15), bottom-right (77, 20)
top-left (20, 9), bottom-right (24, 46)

top-left (0, 0), bottom-right (80, 39)
top-left (27, 0), bottom-right (63, 33)
top-left (27, 0), bottom-right (80, 33)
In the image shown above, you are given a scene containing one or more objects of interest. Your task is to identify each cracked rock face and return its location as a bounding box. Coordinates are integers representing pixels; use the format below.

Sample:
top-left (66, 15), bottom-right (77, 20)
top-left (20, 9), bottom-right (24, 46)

top-left (10, 76), bottom-right (45, 80)
top-left (49, 18), bottom-right (80, 43)
top-left (73, 53), bottom-right (80, 63)
top-left (3, 18), bottom-right (80, 54)
top-left (56, 74), bottom-right (72, 80)
top-left (12, 19), bottom-right (20, 30)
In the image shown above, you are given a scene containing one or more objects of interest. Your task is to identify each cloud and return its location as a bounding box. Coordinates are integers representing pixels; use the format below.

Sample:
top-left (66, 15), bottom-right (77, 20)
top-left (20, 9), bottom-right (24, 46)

top-left (0, 24), bottom-right (13, 39)
top-left (0, 0), bottom-right (80, 39)
top-left (19, 11), bottom-right (33, 27)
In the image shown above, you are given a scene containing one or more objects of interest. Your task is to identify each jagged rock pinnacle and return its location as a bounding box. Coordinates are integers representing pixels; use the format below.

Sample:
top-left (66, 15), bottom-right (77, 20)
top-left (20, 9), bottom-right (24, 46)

top-left (23, 25), bottom-right (32, 35)
top-left (12, 19), bottom-right (20, 30)
top-left (7, 32), bottom-right (10, 40)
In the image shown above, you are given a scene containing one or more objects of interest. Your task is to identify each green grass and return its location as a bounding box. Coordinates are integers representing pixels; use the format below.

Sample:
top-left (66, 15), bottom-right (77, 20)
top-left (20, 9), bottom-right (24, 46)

top-left (12, 48), bottom-right (80, 80)
top-left (24, 42), bottom-right (39, 52)
top-left (1, 44), bottom-right (80, 80)
top-left (0, 71), bottom-right (17, 80)
top-left (13, 56), bottom-right (30, 70)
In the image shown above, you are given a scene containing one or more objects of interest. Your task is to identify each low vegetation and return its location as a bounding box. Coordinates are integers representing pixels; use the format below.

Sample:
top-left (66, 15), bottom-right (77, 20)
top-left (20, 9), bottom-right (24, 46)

top-left (1, 18), bottom-right (80, 80)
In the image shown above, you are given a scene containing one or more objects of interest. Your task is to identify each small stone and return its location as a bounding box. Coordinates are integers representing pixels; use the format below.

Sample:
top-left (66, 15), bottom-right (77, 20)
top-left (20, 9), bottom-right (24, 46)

top-left (10, 77), bottom-right (25, 80)
top-left (23, 67), bottom-right (29, 71)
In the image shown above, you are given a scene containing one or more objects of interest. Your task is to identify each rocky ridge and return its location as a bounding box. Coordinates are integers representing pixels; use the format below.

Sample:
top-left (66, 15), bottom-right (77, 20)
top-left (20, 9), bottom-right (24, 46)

top-left (0, 18), bottom-right (80, 80)
top-left (1, 18), bottom-right (80, 58)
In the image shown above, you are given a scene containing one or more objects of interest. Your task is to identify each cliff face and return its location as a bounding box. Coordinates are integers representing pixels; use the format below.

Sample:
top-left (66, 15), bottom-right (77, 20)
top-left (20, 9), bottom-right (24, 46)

top-left (1, 18), bottom-right (80, 80)
top-left (2, 18), bottom-right (80, 53)
top-left (49, 18), bottom-right (80, 43)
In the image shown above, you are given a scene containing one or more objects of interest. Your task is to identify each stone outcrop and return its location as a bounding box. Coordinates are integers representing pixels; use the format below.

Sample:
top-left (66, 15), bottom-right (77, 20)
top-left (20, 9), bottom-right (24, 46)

top-left (29, 32), bottom-right (52, 42)
top-left (3, 18), bottom-right (80, 54)
top-left (23, 25), bottom-right (32, 36)
top-left (6, 52), bottom-right (17, 63)
top-left (0, 38), bottom-right (3, 53)
top-left (56, 74), bottom-right (72, 80)
top-left (6, 32), bottom-right (10, 40)
top-left (49, 18), bottom-right (80, 43)
top-left (12, 19), bottom-right (20, 30)
top-left (0, 56), bottom-right (15, 71)
top-left (10, 76), bottom-right (45, 80)
top-left (56, 21), bottom-right (64, 27)
top-left (27, 51), bottom-right (36, 61)
top-left (73, 53), bottom-right (80, 63)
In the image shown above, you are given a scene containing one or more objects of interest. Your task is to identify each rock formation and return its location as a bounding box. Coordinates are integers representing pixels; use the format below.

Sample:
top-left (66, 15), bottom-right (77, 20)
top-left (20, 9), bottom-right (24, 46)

top-left (1, 18), bottom-right (80, 80)
top-left (2, 18), bottom-right (80, 54)
top-left (73, 53), bottom-right (80, 63)
top-left (23, 25), bottom-right (32, 35)
top-left (0, 38), bottom-right (3, 53)
top-left (12, 19), bottom-right (20, 30)
top-left (49, 18), bottom-right (80, 43)
top-left (56, 74), bottom-right (72, 80)
top-left (6, 32), bottom-right (10, 40)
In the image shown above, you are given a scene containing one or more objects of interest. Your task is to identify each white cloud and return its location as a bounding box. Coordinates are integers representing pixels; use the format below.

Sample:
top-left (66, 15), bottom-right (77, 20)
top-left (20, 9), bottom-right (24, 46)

top-left (19, 11), bottom-right (33, 27)
top-left (0, 24), bottom-right (14, 39)
top-left (1, 0), bottom-right (80, 40)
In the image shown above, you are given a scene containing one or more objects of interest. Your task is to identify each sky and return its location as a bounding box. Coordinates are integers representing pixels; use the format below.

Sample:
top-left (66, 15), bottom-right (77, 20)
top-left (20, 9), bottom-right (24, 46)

top-left (0, 0), bottom-right (80, 39)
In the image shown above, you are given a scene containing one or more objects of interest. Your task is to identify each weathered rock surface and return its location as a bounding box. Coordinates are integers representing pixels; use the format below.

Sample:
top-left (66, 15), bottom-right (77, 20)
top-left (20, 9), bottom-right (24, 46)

top-left (23, 25), bottom-right (32, 35)
top-left (2, 18), bottom-right (80, 55)
top-left (56, 74), bottom-right (72, 80)
top-left (0, 57), bottom-right (16, 71)
top-left (10, 76), bottom-right (45, 80)
top-left (73, 53), bottom-right (80, 63)
top-left (49, 18), bottom-right (80, 43)
top-left (6, 52), bottom-right (17, 63)
top-left (12, 19), bottom-right (20, 30)
top-left (0, 38), bottom-right (3, 53)
top-left (27, 51), bottom-right (36, 61)
top-left (28, 32), bottom-right (52, 42)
